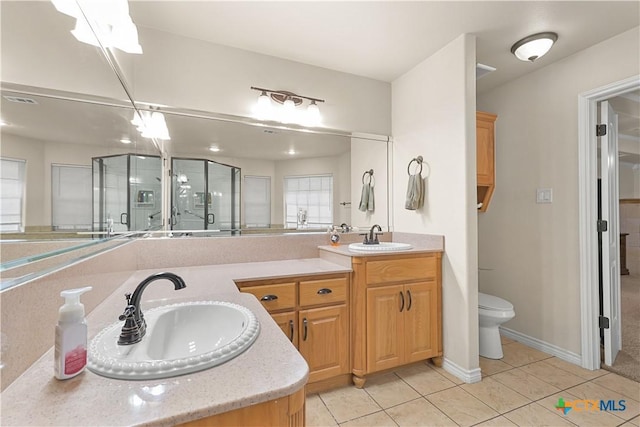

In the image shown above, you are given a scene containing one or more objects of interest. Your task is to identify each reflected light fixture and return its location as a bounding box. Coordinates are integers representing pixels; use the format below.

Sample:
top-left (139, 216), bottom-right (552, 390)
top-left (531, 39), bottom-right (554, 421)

top-left (120, 138), bottom-right (132, 144)
top-left (131, 109), bottom-right (170, 140)
top-left (250, 86), bottom-right (324, 126)
top-left (511, 32), bottom-right (558, 62)
top-left (51, 0), bottom-right (143, 54)
top-left (209, 146), bottom-right (221, 152)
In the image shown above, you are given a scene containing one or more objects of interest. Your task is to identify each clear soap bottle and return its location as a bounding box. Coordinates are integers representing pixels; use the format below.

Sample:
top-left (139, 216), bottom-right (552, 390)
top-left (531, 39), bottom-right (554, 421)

top-left (54, 286), bottom-right (92, 380)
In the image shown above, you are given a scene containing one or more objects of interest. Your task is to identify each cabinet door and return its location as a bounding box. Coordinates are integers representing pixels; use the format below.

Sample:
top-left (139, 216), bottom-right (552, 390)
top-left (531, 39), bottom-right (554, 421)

top-left (271, 311), bottom-right (297, 348)
top-left (476, 114), bottom-right (495, 186)
top-left (366, 285), bottom-right (404, 373)
top-left (404, 281), bottom-right (439, 362)
top-left (298, 305), bottom-right (349, 383)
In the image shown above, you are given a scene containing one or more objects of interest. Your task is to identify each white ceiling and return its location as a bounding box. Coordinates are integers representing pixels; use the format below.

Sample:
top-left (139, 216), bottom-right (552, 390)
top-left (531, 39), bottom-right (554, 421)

top-left (129, 1), bottom-right (640, 93)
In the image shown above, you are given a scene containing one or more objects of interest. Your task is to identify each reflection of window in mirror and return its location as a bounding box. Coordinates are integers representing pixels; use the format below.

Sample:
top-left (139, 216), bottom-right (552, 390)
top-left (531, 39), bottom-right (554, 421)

top-left (0, 158), bottom-right (26, 232)
top-left (136, 190), bottom-right (155, 207)
top-left (244, 176), bottom-right (271, 228)
top-left (52, 164), bottom-right (92, 230)
top-left (284, 175), bottom-right (333, 229)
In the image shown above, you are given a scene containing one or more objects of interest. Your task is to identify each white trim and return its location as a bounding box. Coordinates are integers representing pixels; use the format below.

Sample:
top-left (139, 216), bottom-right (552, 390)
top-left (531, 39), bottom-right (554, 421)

top-left (500, 327), bottom-right (581, 366)
top-left (442, 357), bottom-right (482, 384)
top-left (578, 75), bottom-right (640, 370)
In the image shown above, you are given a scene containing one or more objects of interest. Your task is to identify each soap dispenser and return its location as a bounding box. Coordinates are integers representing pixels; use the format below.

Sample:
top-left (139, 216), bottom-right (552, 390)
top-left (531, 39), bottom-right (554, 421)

top-left (54, 286), bottom-right (92, 380)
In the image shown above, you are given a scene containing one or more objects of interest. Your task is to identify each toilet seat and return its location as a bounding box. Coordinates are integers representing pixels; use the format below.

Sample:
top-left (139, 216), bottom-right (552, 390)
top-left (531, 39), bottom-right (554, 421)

top-left (478, 292), bottom-right (513, 311)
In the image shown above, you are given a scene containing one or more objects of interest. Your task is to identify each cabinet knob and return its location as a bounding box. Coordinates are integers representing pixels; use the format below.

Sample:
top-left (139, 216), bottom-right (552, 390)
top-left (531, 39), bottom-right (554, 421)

top-left (317, 288), bottom-right (333, 295)
top-left (260, 294), bottom-right (278, 301)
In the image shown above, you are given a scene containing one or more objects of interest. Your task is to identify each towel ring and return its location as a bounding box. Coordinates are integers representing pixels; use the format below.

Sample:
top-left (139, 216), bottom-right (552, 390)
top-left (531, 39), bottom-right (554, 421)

top-left (362, 169), bottom-right (374, 184)
top-left (407, 156), bottom-right (423, 176)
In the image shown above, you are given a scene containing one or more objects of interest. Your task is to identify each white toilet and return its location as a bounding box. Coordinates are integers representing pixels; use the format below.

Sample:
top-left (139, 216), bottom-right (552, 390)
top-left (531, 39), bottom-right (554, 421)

top-left (478, 292), bottom-right (515, 359)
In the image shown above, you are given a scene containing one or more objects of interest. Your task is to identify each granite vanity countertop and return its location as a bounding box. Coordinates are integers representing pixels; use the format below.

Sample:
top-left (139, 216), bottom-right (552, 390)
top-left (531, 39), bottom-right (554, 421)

top-left (1, 258), bottom-right (351, 426)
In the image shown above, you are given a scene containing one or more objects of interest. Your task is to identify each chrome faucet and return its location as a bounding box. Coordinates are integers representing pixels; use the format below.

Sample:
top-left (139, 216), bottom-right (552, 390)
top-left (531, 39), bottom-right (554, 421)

top-left (361, 224), bottom-right (382, 245)
top-left (118, 272), bottom-right (186, 345)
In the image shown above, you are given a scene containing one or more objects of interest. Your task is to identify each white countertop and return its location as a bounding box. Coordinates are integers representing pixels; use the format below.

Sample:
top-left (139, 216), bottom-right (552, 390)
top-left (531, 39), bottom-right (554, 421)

top-left (0, 258), bottom-right (351, 426)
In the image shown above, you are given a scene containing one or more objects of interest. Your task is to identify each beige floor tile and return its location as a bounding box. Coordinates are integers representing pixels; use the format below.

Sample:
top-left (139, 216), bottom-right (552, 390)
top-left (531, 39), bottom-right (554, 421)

top-left (492, 368), bottom-right (561, 400)
top-left (503, 403), bottom-right (574, 426)
top-left (320, 385), bottom-right (382, 424)
top-left (427, 387), bottom-right (499, 427)
top-left (473, 415), bottom-right (517, 426)
top-left (461, 376), bottom-right (531, 413)
top-left (386, 397), bottom-right (457, 426)
top-left (500, 335), bottom-right (515, 345)
top-left (626, 415), bottom-right (639, 426)
top-left (395, 363), bottom-right (457, 396)
top-left (479, 357), bottom-right (513, 377)
top-left (519, 360), bottom-right (587, 389)
top-left (593, 373), bottom-right (640, 402)
top-left (543, 357), bottom-right (608, 380)
top-left (364, 373), bottom-right (420, 409)
top-left (339, 410), bottom-right (397, 427)
top-left (306, 394), bottom-right (338, 427)
top-left (567, 381), bottom-right (640, 421)
top-left (500, 342), bottom-right (552, 367)
top-left (538, 392), bottom-right (627, 427)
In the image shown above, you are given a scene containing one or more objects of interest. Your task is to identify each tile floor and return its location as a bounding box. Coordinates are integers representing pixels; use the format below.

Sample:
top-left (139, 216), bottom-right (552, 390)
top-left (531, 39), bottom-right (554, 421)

top-left (307, 337), bottom-right (640, 426)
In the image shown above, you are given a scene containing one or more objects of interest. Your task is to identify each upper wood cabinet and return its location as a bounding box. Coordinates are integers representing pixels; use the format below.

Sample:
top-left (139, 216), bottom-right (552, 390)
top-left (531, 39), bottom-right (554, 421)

top-left (477, 111), bottom-right (497, 212)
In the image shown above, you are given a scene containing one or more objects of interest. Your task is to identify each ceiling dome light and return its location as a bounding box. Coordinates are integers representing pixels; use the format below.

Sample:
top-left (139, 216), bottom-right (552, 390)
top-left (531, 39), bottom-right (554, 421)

top-left (511, 32), bottom-right (558, 62)
top-left (209, 146), bottom-right (220, 152)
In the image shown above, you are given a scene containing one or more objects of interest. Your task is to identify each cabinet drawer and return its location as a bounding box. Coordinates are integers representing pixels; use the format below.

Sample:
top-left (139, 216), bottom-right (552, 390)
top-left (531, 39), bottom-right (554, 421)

top-left (366, 257), bottom-right (436, 284)
top-left (242, 283), bottom-right (296, 312)
top-left (299, 277), bottom-right (347, 307)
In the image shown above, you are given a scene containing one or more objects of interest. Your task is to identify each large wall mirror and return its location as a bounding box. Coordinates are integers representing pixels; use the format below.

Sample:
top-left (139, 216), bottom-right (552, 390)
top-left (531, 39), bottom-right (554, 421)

top-left (0, 1), bottom-right (391, 287)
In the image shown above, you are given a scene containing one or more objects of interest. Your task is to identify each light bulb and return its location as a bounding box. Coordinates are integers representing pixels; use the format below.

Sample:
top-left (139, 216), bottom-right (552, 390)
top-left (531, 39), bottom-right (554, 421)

top-left (306, 101), bottom-right (321, 126)
top-left (281, 98), bottom-right (296, 123)
top-left (254, 91), bottom-right (272, 120)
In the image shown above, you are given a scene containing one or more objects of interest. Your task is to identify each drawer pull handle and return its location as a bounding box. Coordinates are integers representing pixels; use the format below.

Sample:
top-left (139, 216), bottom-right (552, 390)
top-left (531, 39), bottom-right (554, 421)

top-left (407, 290), bottom-right (412, 311)
top-left (288, 320), bottom-right (294, 342)
top-left (260, 294), bottom-right (278, 301)
top-left (399, 291), bottom-right (405, 312)
top-left (317, 288), bottom-right (333, 295)
top-left (303, 318), bottom-right (308, 341)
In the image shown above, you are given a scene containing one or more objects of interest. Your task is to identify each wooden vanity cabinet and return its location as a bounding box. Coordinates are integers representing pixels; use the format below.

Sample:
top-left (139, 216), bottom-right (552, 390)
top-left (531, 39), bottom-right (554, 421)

top-left (477, 111), bottom-right (497, 212)
top-left (237, 274), bottom-right (350, 388)
top-left (351, 252), bottom-right (442, 388)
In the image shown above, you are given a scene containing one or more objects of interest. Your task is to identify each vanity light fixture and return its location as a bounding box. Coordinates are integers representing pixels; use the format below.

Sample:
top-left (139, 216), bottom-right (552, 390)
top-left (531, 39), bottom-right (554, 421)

top-left (51, 0), bottom-right (143, 54)
top-left (250, 86), bottom-right (324, 126)
top-left (510, 32), bottom-right (558, 62)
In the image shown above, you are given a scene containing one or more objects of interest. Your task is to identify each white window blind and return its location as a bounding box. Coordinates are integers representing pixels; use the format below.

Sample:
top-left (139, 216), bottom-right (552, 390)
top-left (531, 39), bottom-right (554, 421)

top-left (52, 164), bottom-right (92, 230)
top-left (284, 175), bottom-right (333, 229)
top-left (244, 176), bottom-right (271, 228)
top-left (0, 158), bottom-right (26, 232)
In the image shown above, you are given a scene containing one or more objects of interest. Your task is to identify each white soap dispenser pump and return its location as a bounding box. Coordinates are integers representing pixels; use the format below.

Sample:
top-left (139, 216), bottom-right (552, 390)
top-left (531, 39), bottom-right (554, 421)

top-left (54, 286), bottom-right (92, 380)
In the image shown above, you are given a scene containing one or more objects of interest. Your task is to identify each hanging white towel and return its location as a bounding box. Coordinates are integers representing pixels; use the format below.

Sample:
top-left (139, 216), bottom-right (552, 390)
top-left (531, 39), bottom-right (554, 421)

top-left (358, 183), bottom-right (369, 212)
top-left (405, 173), bottom-right (424, 210)
top-left (367, 184), bottom-right (375, 212)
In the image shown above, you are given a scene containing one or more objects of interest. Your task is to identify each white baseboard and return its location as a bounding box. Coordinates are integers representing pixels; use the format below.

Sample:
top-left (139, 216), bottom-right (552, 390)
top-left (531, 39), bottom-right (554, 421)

top-left (500, 326), bottom-right (582, 366)
top-left (443, 357), bottom-right (482, 384)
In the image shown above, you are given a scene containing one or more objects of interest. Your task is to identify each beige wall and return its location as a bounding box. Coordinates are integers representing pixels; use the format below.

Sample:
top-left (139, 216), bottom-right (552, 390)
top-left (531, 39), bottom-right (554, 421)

top-left (392, 34), bottom-right (479, 375)
top-left (477, 27), bottom-right (640, 355)
top-left (132, 26), bottom-right (391, 135)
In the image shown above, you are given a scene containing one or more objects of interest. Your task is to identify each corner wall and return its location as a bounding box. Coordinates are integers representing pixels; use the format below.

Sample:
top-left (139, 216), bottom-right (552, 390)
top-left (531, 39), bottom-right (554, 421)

top-left (477, 27), bottom-right (640, 356)
top-left (392, 34), bottom-right (479, 378)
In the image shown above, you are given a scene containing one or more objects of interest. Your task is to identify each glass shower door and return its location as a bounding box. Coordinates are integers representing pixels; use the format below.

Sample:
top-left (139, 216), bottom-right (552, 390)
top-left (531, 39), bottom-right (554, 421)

top-left (207, 161), bottom-right (240, 234)
top-left (93, 155), bottom-right (128, 234)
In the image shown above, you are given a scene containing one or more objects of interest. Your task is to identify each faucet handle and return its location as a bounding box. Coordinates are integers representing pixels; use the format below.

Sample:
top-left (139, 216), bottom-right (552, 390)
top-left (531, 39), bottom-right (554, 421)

top-left (118, 305), bottom-right (136, 321)
top-left (359, 233), bottom-right (369, 244)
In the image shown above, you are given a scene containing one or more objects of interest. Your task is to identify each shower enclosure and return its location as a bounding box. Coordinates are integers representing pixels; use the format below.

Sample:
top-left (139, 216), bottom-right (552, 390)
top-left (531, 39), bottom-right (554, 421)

top-left (92, 154), bottom-right (163, 234)
top-left (171, 158), bottom-right (240, 235)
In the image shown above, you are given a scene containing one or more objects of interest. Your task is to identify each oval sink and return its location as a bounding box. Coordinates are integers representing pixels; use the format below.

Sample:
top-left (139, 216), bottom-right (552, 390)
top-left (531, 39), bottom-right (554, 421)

top-left (87, 301), bottom-right (260, 380)
top-left (348, 242), bottom-right (413, 253)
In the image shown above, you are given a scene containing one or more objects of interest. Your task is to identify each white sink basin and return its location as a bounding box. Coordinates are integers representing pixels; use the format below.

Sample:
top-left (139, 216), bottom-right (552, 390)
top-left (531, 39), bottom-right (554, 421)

top-left (348, 242), bottom-right (413, 253)
top-left (87, 301), bottom-right (260, 380)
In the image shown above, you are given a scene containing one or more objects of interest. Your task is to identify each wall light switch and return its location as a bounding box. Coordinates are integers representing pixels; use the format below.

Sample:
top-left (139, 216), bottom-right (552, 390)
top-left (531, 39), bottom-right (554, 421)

top-left (536, 188), bottom-right (553, 204)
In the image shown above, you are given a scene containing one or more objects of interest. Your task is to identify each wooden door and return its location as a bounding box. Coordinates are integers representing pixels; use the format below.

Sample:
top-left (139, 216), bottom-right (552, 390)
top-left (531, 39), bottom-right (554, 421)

top-left (271, 311), bottom-right (297, 348)
top-left (404, 281), bottom-right (439, 362)
top-left (366, 285), bottom-right (404, 373)
top-left (476, 112), bottom-right (496, 186)
top-left (298, 305), bottom-right (349, 383)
